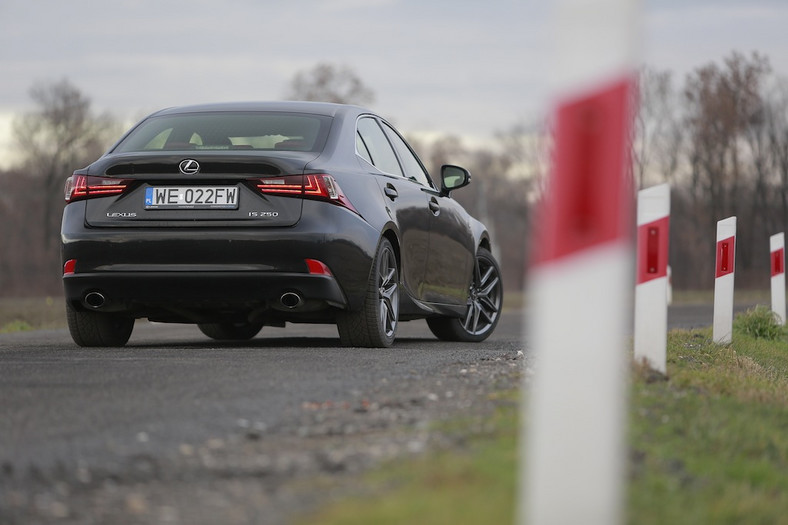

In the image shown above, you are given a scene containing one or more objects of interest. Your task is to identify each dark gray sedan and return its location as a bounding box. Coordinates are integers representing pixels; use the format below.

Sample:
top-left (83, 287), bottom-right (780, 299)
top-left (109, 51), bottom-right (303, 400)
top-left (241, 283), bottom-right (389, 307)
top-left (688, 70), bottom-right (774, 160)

top-left (61, 101), bottom-right (502, 347)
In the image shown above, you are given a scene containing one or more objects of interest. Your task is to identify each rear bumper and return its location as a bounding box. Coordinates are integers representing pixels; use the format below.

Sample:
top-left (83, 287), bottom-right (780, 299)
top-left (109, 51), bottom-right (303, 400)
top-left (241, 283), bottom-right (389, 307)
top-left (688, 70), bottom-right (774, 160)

top-left (64, 270), bottom-right (347, 314)
top-left (61, 199), bottom-right (381, 318)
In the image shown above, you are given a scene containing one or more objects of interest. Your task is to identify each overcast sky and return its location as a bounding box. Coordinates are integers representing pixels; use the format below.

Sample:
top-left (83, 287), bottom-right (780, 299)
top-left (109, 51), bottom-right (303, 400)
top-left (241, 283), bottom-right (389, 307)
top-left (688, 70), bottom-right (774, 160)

top-left (1, 0), bottom-right (787, 167)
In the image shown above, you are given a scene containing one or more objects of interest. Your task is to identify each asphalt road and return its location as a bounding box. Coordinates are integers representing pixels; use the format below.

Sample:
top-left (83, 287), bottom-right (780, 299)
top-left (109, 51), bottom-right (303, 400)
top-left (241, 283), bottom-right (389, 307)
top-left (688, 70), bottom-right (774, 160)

top-left (0, 312), bottom-right (525, 471)
top-left (0, 303), bottom-right (722, 523)
top-left (0, 303), bottom-right (722, 471)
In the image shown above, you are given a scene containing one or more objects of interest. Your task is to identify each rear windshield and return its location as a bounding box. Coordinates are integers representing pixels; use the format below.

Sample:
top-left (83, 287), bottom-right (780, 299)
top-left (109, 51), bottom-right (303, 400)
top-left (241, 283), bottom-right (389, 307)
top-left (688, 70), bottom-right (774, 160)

top-left (112, 112), bottom-right (332, 153)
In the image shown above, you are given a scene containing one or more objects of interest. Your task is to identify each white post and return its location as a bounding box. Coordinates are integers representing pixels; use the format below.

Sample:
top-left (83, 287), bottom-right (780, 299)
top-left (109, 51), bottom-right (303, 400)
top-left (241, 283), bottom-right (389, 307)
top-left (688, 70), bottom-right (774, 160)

top-left (634, 183), bottom-right (670, 374)
top-left (521, 0), bottom-right (638, 522)
top-left (770, 233), bottom-right (786, 325)
top-left (713, 217), bottom-right (737, 344)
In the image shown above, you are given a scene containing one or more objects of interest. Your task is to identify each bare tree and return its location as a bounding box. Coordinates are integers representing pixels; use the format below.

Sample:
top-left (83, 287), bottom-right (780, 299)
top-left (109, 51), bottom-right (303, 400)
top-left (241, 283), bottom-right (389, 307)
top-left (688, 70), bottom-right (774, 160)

top-left (671, 52), bottom-right (776, 287)
top-left (766, 80), bottom-right (788, 235)
top-left (285, 63), bottom-right (375, 105)
top-left (11, 78), bottom-right (118, 288)
top-left (633, 67), bottom-right (684, 187)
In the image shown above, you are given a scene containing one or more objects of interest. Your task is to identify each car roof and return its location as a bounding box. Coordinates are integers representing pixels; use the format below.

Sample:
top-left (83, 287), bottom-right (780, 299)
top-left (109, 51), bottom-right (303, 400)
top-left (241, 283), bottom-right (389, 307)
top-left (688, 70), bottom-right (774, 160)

top-left (150, 101), bottom-right (372, 118)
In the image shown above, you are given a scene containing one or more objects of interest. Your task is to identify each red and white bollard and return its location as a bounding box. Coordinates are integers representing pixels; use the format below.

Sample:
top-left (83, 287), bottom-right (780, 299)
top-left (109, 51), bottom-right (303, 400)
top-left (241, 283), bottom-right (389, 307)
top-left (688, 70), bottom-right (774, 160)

top-left (521, 0), bottom-right (638, 523)
top-left (713, 217), bottom-right (737, 344)
top-left (634, 184), bottom-right (670, 374)
top-left (770, 233), bottom-right (785, 325)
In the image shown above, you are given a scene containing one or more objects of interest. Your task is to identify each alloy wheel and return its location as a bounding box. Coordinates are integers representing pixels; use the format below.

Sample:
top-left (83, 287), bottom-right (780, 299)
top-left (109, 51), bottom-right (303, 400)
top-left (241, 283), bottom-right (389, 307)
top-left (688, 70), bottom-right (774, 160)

top-left (462, 252), bottom-right (502, 336)
top-left (378, 244), bottom-right (399, 338)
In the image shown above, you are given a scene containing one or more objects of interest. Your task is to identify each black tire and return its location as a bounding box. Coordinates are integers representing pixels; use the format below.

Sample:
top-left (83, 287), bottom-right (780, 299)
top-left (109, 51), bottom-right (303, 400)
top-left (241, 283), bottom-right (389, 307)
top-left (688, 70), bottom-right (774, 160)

top-left (427, 247), bottom-right (503, 342)
top-left (66, 303), bottom-right (135, 347)
top-left (336, 237), bottom-right (399, 348)
top-left (197, 320), bottom-right (264, 341)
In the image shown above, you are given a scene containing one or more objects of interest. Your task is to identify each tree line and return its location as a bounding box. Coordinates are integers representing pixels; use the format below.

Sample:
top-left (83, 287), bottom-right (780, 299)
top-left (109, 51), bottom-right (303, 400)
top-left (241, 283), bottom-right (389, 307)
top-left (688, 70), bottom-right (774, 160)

top-left (634, 52), bottom-right (788, 289)
top-left (1, 54), bottom-right (786, 296)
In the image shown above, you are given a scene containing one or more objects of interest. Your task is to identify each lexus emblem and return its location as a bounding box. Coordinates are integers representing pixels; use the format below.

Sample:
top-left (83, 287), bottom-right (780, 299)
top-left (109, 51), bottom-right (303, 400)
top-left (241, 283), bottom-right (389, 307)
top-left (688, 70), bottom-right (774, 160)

top-left (179, 159), bottom-right (200, 175)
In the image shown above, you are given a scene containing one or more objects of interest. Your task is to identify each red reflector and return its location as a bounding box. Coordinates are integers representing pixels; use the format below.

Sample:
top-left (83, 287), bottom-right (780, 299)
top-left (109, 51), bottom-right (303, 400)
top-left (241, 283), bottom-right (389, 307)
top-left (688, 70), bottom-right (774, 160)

top-left (64, 259), bottom-right (77, 275)
top-left (772, 249), bottom-right (785, 277)
top-left (715, 236), bottom-right (736, 278)
top-left (305, 259), bottom-right (332, 276)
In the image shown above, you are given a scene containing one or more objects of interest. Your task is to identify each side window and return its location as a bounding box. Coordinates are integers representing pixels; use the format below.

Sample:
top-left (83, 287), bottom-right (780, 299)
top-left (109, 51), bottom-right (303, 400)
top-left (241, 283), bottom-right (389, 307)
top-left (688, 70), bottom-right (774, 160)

top-left (356, 117), bottom-right (403, 176)
top-left (355, 131), bottom-right (373, 165)
top-left (382, 123), bottom-right (434, 188)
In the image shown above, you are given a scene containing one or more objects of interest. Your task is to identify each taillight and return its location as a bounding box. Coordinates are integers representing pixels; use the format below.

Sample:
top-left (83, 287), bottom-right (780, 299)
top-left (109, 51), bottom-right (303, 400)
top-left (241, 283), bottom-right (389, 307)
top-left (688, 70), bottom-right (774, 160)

top-left (65, 175), bottom-right (131, 203)
top-left (254, 175), bottom-right (304, 196)
top-left (252, 174), bottom-right (358, 214)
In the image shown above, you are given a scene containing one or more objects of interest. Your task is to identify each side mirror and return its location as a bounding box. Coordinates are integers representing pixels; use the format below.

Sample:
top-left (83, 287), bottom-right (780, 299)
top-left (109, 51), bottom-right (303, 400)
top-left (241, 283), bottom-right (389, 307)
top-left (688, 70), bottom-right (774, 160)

top-left (440, 165), bottom-right (471, 196)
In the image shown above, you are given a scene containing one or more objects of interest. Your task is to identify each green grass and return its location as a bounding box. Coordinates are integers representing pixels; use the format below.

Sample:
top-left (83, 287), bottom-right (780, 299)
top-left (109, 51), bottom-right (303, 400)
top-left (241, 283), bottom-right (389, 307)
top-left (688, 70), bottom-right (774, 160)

top-left (630, 326), bottom-right (788, 524)
top-left (0, 297), bottom-right (66, 333)
top-left (0, 319), bottom-right (34, 333)
top-left (301, 309), bottom-right (788, 524)
top-left (733, 305), bottom-right (784, 340)
top-left (300, 408), bottom-right (520, 525)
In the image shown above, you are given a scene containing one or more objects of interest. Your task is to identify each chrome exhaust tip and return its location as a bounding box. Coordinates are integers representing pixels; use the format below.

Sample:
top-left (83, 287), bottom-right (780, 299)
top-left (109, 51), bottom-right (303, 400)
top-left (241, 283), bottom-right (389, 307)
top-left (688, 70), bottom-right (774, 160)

top-left (280, 292), bottom-right (304, 309)
top-left (84, 291), bottom-right (106, 309)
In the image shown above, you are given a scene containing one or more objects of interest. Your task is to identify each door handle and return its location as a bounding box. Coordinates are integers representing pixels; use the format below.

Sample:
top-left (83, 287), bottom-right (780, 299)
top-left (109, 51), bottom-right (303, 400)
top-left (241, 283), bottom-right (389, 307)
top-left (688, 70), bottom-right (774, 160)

top-left (429, 198), bottom-right (440, 215)
top-left (384, 185), bottom-right (399, 200)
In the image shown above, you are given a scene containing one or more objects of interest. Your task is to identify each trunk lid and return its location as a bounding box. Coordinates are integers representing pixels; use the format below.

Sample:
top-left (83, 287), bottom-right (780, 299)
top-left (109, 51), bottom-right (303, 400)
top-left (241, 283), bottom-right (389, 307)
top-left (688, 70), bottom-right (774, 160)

top-left (83, 152), bottom-right (319, 228)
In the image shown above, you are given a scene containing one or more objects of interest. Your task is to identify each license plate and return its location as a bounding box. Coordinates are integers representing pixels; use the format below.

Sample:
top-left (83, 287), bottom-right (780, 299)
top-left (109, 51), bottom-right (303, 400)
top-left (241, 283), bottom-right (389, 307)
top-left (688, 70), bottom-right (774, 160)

top-left (144, 186), bottom-right (239, 209)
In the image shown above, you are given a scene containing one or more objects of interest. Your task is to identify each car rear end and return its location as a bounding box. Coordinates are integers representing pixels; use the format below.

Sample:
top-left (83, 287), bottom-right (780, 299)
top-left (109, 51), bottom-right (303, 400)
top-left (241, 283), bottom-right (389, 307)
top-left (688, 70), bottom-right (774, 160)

top-left (61, 107), bottom-right (378, 333)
